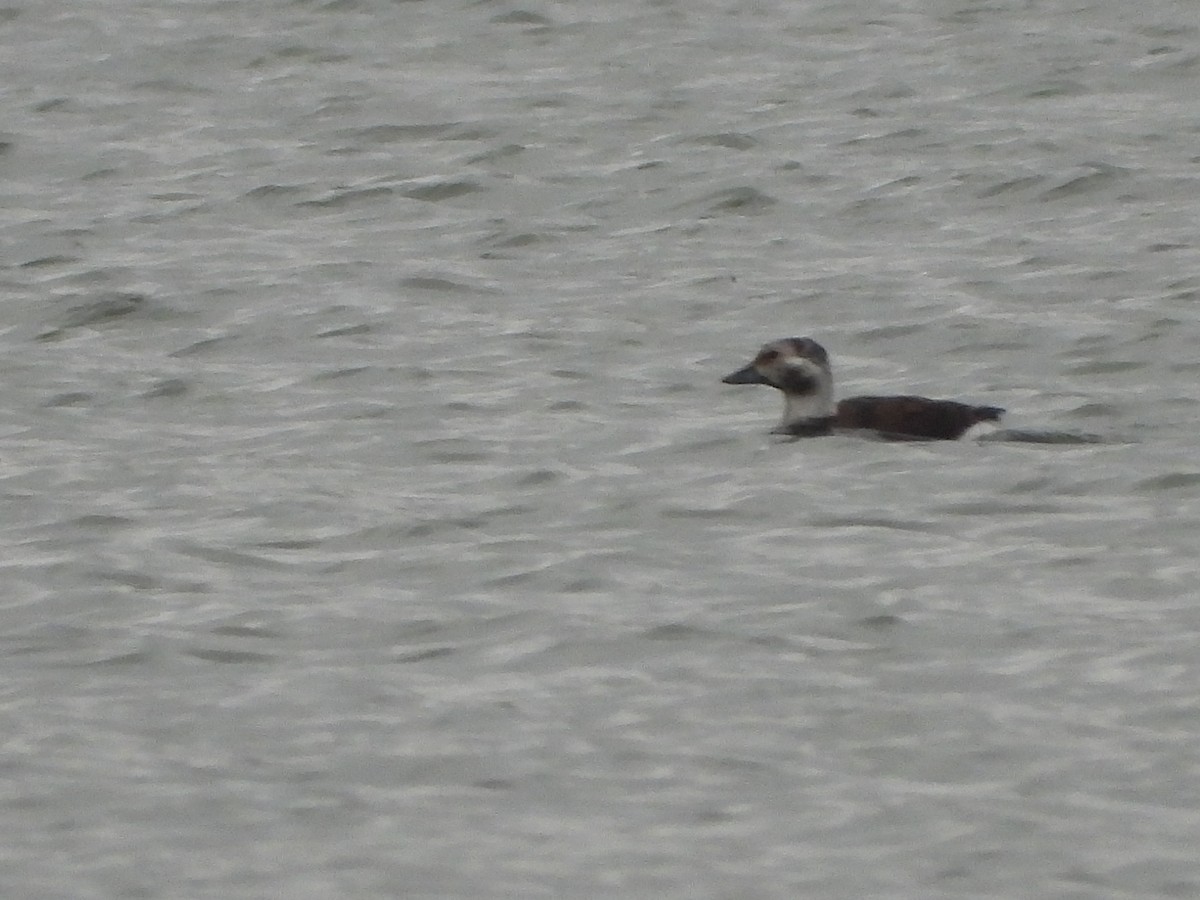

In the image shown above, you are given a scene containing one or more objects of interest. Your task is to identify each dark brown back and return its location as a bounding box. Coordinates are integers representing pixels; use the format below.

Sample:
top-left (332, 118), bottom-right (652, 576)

top-left (835, 396), bottom-right (1004, 440)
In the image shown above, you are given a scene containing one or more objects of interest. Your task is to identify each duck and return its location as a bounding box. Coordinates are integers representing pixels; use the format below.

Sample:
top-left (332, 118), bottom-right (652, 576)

top-left (722, 337), bottom-right (1004, 440)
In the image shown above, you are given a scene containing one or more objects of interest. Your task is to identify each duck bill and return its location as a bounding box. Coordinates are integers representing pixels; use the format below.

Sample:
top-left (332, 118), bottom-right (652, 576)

top-left (722, 364), bottom-right (769, 385)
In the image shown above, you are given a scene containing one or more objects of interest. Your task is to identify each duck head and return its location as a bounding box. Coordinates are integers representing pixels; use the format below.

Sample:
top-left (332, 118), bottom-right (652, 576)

top-left (722, 337), bottom-right (836, 434)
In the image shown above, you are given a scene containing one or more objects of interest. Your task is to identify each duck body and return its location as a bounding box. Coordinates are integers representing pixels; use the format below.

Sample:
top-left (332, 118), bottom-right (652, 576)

top-left (722, 337), bottom-right (1004, 441)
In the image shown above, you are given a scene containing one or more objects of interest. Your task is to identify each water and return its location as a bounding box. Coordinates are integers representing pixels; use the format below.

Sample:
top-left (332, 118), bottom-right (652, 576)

top-left (2, 0), bottom-right (1200, 897)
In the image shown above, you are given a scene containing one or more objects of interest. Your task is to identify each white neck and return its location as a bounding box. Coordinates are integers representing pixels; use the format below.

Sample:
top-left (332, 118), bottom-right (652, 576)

top-left (779, 387), bottom-right (835, 431)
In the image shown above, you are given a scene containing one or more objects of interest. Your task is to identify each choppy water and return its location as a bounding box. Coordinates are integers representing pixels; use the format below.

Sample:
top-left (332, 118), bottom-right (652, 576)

top-left (3, 0), bottom-right (1200, 897)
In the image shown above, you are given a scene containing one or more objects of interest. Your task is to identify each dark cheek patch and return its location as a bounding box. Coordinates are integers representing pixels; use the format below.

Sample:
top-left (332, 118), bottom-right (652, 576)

top-left (778, 368), bottom-right (817, 394)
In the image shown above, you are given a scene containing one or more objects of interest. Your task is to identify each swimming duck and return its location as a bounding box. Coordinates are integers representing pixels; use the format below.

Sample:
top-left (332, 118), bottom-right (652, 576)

top-left (722, 337), bottom-right (1004, 439)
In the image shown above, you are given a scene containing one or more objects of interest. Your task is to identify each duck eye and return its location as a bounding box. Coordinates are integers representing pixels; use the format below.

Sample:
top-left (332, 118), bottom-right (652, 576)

top-left (758, 349), bottom-right (779, 364)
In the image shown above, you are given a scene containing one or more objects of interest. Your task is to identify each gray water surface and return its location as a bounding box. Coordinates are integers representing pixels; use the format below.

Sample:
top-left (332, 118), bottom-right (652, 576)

top-left (3, 1), bottom-right (1200, 897)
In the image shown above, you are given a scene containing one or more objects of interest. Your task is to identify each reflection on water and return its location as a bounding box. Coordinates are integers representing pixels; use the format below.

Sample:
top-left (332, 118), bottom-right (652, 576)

top-left (980, 428), bottom-right (1111, 444)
